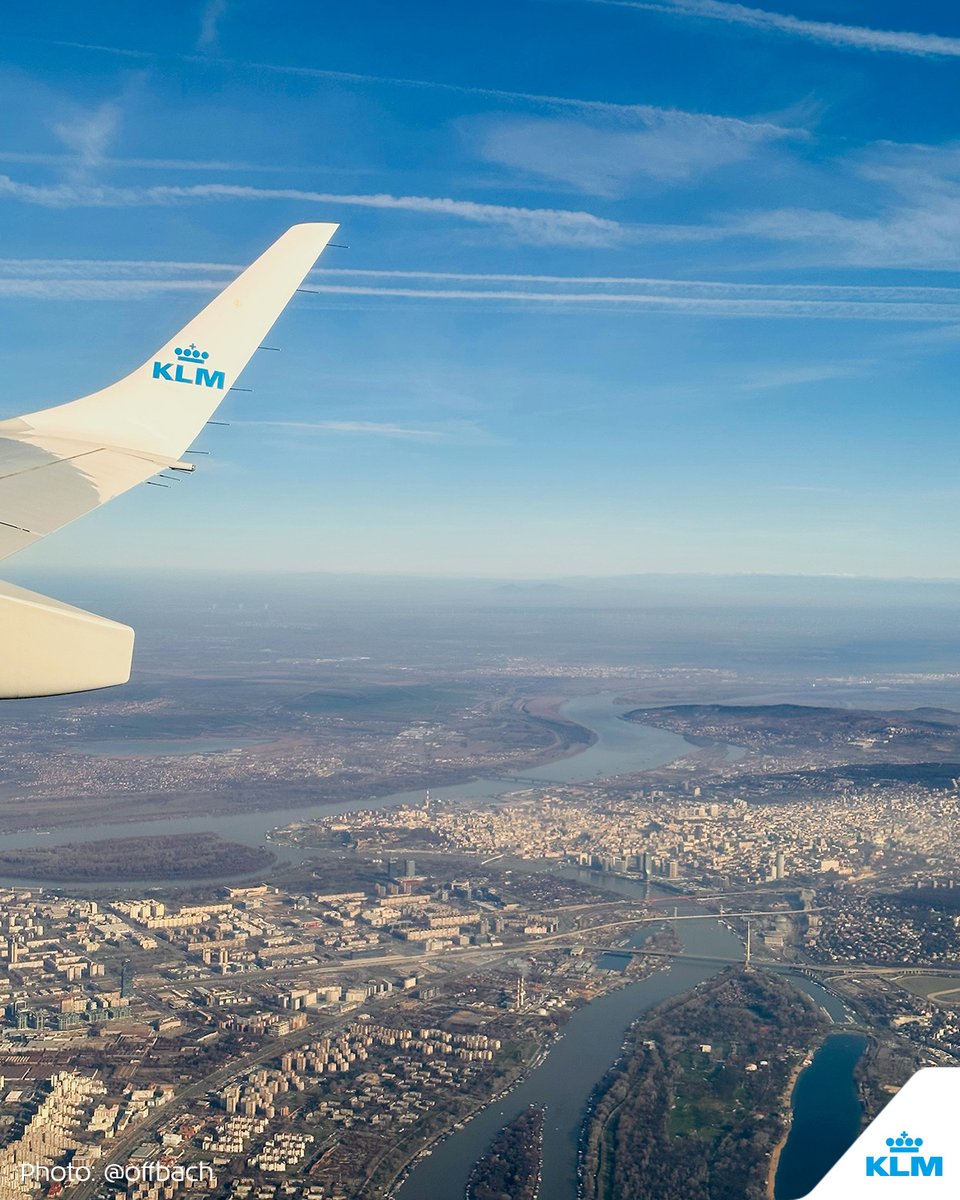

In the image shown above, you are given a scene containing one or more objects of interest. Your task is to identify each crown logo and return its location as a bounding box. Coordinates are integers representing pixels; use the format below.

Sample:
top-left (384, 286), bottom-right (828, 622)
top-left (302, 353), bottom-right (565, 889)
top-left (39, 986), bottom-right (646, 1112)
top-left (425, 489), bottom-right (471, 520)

top-left (174, 343), bottom-right (210, 363)
top-left (885, 1132), bottom-right (925, 1152)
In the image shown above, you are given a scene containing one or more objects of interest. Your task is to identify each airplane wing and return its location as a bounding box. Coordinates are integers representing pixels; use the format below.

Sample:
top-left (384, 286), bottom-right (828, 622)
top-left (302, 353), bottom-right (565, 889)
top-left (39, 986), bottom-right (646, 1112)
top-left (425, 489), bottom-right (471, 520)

top-left (0, 222), bottom-right (338, 699)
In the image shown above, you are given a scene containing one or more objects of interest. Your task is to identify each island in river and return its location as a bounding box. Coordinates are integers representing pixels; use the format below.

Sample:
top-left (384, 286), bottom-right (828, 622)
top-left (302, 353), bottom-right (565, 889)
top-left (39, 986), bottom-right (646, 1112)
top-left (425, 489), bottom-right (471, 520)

top-left (467, 1106), bottom-right (544, 1200)
top-left (0, 832), bottom-right (276, 881)
top-left (580, 968), bottom-right (826, 1200)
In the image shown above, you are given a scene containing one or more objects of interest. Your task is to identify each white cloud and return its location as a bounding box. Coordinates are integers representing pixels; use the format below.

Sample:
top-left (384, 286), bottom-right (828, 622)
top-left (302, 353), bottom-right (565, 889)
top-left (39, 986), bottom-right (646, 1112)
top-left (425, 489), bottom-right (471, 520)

top-left (296, 282), bottom-right (960, 320)
top-left (0, 258), bottom-right (238, 276)
top-left (234, 419), bottom-right (501, 445)
top-left (0, 149), bottom-right (291, 172)
top-left (312, 267), bottom-right (960, 302)
top-left (721, 140), bottom-right (960, 267)
top-left (469, 109), bottom-right (794, 196)
top-left (1, 257), bottom-right (958, 320)
top-left (197, 0), bottom-right (228, 51)
top-left (0, 175), bottom-right (621, 246)
top-left (730, 362), bottom-right (861, 390)
top-left (600, 0), bottom-right (960, 58)
top-left (50, 99), bottom-right (123, 179)
top-left (0, 278), bottom-right (221, 299)
top-left (237, 419), bottom-right (446, 441)
top-left (58, 39), bottom-right (802, 129)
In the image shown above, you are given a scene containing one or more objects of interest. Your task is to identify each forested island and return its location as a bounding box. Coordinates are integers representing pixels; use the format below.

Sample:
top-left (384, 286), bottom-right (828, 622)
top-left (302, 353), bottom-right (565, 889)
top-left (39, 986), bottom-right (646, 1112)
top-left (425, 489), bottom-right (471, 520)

top-left (580, 969), bottom-right (825, 1200)
top-left (467, 1106), bottom-right (544, 1200)
top-left (0, 832), bottom-right (275, 880)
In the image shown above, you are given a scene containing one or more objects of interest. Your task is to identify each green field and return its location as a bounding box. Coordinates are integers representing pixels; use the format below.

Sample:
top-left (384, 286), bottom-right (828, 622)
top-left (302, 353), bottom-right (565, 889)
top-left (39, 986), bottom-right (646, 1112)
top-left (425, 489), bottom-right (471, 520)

top-left (894, 974), bottom-right (960, 1006)
top-left (667, 1047), bottom-right (745, 1141)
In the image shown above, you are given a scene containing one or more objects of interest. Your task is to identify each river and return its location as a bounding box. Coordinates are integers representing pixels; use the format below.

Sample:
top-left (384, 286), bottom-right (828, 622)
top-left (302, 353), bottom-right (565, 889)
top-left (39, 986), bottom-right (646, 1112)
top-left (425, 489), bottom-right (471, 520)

top-left (0, 693), bottom-right (693, 875)
top-left (8, 691), bottom-right (861, 1195)
top-left (774, 1031), bottom-right (869, 1199)
top-left (396, 871), bottom-right (852, 1200)
top-left (397, 906), bottom-right (735, 1200)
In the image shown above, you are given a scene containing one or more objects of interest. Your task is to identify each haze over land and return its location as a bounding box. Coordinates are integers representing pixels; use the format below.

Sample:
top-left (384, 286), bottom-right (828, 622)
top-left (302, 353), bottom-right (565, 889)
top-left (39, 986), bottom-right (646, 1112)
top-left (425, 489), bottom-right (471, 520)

top-left (2, 0), bottom-right (960, 1196)
top-left (0, 578), bottom-right (957, 1197)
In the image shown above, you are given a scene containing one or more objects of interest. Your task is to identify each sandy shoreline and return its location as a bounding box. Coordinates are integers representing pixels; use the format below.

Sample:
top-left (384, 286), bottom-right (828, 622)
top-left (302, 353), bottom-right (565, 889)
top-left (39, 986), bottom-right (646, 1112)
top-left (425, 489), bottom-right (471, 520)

top-left (766, 1054), bottom-right (809, 1199)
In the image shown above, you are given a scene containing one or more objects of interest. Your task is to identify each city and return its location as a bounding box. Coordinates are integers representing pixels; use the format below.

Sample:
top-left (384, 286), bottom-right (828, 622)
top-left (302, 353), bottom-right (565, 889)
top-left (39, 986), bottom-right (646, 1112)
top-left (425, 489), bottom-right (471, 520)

top-left (1, 675), bottom-right (960, 1197)
top-left (4, 0), bottom-right (960, 1196)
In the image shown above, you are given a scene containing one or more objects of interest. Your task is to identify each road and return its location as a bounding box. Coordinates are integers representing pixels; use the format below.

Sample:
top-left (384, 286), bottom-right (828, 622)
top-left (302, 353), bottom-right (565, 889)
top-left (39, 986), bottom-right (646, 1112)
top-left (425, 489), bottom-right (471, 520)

top-left (66, 944), bottom-right (534, 1199)
top-left (62, 899), bottom-right (954, 1198)
top-left (68, 998), bottom-right (408, 1200)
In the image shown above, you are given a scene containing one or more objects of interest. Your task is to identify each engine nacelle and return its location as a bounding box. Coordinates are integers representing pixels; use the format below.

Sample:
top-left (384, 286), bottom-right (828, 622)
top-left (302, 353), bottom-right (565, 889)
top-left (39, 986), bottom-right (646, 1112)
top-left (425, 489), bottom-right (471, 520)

top-left (0, 580), bottom-right (134, 698)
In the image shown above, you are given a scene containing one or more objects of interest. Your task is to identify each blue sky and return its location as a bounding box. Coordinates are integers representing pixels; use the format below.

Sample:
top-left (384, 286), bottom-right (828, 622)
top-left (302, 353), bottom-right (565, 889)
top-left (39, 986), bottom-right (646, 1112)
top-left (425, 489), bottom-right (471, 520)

top-left (3, 0), bottom-right (960, 578)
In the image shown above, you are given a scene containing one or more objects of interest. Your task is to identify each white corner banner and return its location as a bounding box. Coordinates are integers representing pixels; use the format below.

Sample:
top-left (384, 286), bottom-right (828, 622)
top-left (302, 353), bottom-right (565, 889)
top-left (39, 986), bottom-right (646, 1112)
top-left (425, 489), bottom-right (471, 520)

top-left (802, 1068), bottom-right (958, 1197)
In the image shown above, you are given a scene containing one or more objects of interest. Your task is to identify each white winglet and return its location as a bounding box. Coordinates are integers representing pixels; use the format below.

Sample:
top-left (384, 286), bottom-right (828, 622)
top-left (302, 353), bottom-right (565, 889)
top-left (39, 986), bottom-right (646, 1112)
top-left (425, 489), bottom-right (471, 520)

top-left (0, 222), bottom-right (338, 697)
top-left (12, 221), bottom-right (339, 459)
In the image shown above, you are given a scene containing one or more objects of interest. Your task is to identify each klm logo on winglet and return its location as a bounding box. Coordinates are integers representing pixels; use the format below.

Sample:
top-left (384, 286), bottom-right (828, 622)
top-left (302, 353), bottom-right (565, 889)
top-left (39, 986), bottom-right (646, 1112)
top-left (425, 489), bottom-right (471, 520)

top-left (152, 344), bottom-right (224, 389)
top-left (866, 1131), bottom-right (943, 1178)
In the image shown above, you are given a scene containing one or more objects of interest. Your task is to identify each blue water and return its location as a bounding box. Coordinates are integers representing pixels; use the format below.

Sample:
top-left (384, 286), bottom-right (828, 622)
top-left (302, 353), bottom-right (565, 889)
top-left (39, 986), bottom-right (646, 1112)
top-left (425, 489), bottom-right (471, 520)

top-left (0, 695), bottom-right (692, 870)
top-left (398, 870), bottom-right (852, 1200)
top-left (513, 693), bottom-right (691, 783)
top-left (775, 1032), bottom-right (868, 1199)
top-left (397, 907), bottom-right (744, 1200)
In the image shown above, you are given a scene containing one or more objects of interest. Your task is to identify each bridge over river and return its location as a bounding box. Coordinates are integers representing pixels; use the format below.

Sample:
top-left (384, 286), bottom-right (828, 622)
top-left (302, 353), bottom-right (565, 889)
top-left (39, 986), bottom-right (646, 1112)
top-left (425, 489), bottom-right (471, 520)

top-left (582, 941), bottom-right (960, 977)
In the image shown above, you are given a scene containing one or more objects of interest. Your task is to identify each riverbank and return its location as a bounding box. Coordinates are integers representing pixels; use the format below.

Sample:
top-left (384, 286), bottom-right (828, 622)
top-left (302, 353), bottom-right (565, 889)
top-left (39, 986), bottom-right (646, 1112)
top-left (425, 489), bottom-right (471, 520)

top-left (397, 906), bottom-right (745, 1200)
top-left (0, 691), bottom-right (602, 839)
top-left (0, 832), bottom-right (276, 881)
top-left (0, 697), bottom-right (696, 889)
top-left (579, 968), bottom-right (824, 1200)
top-left (766, 1050), bottom-right (816, 1200)
top-left (773, 1032), bottom-right (869, 1200)
top-left (384, 929), bottom-right (680, 1198)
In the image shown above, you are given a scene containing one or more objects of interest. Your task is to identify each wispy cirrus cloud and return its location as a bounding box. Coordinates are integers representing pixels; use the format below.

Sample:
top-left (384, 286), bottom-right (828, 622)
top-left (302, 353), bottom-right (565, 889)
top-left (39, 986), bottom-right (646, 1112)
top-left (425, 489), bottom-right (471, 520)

top-left (0, 278), bottom-right (222, 299)
top-left (721, 139), bottom-right (960, 267)
top-left (196, 0), bottom-right (228, 51)
top-left (41, 39), bottom-right (802, 205)
top-left (237, 420), bottom-right (446, 441)
top-left (312, 267), bottom-right (960, 301)
top-left (0, 149), bottom-right (294, 172)
top-left (48, 97), bottom-right (126, 182)
top-left (596, 0), bottom-right (960, 58)
top-left (3, 258), bottom-right (960, 321)
top-left (295, 283), bottom-right (960, 320)
top-left (467, 108), bottom-right (794, 196)
top-left (730, 362), bottom-right (861, 390)
top-left (0, 175), bottom-right (620, 246)
top-left (234, 419), bottom-right (500, 445)
top-left (55, 38), bottom-right (802, 131)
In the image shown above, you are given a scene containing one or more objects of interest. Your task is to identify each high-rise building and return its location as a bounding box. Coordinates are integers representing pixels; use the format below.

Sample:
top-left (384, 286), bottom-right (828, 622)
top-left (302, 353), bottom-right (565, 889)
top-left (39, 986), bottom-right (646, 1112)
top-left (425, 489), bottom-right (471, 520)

top-left (119, 959), bottom-right (133, 998)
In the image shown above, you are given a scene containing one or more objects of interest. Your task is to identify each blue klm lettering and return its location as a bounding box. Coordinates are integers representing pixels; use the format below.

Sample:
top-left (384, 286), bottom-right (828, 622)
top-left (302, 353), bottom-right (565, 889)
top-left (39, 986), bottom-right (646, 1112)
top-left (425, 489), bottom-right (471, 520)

top-left (152, 361), bottom-right (224, 389)
top-left (865, 1154), bottom-right (943, 1177)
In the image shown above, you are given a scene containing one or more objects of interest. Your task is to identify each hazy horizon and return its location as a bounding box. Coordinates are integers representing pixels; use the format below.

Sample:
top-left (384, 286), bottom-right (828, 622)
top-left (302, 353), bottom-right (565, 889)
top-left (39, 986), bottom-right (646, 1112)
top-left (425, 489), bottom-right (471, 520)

top-left (3, 1), bottom-right (960, 576)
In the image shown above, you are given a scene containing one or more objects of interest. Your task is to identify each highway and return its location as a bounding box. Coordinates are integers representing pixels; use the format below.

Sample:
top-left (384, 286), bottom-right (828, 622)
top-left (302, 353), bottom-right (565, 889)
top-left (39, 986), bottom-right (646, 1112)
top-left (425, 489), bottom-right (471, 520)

top-left (61, 895), bottom-right (958, 1199)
